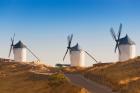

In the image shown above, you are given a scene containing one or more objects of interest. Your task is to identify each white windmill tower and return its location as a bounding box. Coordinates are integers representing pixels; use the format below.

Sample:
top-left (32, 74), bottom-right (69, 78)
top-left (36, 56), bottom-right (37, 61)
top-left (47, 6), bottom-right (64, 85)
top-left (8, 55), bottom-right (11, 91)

top-left (8, 34), bottom-right (40, 62)
top-left (110, 24), bottom-right (136, 62)
top-left (63, 34), bottom-right (98, 67)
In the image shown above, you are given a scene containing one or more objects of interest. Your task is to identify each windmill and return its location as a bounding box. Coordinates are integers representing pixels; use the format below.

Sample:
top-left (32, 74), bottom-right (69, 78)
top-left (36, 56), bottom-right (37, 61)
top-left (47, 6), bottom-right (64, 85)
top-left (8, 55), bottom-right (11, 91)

top-left (110, 23), bottom-right (136, 61)
top-left (8, 34), bottom-right (40, 62)
top-left (63, 34), bottom-right (98, 67)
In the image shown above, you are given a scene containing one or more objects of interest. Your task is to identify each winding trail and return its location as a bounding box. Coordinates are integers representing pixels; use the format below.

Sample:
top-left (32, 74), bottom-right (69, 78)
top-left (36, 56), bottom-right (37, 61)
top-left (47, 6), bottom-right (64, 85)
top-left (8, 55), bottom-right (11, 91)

top-left (30, 71), bottom-right (118, 93)
top-left (65, 74), bottom-right (118, 93)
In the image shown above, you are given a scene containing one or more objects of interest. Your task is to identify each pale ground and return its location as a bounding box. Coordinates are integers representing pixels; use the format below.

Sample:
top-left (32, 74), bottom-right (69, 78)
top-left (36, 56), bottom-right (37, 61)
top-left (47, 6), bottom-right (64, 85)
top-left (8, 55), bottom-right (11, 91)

top-left (65, 74), bottom-right (119, 93)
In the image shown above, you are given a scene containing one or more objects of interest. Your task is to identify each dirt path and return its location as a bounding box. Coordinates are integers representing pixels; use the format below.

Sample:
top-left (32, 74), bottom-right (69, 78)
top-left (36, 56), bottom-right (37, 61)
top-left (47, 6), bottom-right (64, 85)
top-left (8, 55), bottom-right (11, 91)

top-left (65, 74), bottom-right (118, 93)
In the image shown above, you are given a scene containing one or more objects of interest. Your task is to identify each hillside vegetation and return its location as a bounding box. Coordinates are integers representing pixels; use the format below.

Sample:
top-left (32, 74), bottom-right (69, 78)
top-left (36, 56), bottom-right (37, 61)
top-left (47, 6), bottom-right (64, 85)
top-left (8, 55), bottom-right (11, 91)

top-left (0, 61), bottom-right (88, 93)
top-left (84, 57), bottom-right (140, 93)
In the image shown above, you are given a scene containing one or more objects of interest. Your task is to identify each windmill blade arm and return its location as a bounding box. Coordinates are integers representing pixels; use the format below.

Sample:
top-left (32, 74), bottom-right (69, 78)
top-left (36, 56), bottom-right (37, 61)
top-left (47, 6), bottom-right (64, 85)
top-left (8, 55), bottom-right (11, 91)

top-left (63, 34), bottom-right (73, 61)
top-left (118, 45), bottom-right (121, 54)
top-left (25, 46), bottom-right (40, 61)
top-left (70, 34), bottom-right (73, 42)
top-left (8, 33), bottom-right (15, 58)
top-left (13, 33), bottom-right (15, 41)
top-left (117, 23), bottom-right (122, 39)
top-left (8, 46), bottom-right (13, 58)
top-left (115, 41), bottom-right (121, 54)
top-left (115, 43), bottom-right (118, 53)
top-left (63, 49), bottom-right (69, 61)
top-left (110, 28), bottom-right (117, 41)
top-left (67, 36), bottom-right (70, 43)
top-left (84, 51), bottom-right (98, 63)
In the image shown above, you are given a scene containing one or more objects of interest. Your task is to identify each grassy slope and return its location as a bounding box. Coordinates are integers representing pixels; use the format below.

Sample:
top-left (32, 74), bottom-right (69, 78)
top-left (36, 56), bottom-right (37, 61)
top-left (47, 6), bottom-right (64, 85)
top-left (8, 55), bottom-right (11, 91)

top-left (0, 62), bottom-right (88, 93)
top-left (84, 57), bottom-right (140, 93)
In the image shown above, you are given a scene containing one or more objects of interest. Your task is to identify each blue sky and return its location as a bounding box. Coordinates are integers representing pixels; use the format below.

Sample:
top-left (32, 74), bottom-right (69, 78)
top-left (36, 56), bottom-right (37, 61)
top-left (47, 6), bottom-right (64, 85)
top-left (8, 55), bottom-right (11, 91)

top-left (0, 0), bottom-right (140, 66)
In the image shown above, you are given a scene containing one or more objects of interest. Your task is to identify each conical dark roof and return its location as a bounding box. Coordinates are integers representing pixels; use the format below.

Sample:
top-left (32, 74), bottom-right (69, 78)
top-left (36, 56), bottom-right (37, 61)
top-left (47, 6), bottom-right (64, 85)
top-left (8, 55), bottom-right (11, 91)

top-left (119, 34), bottom-right (135, 45)
top-left (70, 43), bottom-right (81, 51)
top-left (13, 41), bottom-right (26, 48)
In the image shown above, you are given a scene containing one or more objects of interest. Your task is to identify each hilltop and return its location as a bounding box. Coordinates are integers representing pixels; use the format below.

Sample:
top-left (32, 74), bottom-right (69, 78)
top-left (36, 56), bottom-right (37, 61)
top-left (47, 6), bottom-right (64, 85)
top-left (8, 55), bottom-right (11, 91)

top-left (1, 57), bottom-right (140, 93)
top-left (0, 59), bottom-right (88, 93)
top-left (84, 57), bottom-right (140, 93)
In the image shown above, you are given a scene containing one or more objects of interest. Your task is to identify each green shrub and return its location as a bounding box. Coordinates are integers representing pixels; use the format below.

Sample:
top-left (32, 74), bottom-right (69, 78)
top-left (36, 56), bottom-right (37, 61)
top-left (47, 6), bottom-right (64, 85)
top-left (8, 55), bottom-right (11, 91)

top-left (48, 74), bottom-right (68, 86)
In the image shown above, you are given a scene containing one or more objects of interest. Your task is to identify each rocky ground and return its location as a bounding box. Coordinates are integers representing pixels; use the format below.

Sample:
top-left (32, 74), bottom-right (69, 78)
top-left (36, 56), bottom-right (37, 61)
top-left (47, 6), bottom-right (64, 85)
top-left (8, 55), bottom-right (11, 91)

top-left (1, 57), bottom-right (140, 93)
top-left (0, 61), bottom-right (88, 93)
top-left (84, 57), bottom-right (140, 93)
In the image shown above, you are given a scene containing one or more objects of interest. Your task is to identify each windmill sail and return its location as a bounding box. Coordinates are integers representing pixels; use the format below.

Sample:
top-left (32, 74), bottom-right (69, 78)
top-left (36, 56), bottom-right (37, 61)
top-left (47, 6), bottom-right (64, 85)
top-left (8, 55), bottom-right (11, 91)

top-left (63, 49), bottom-right (69, 61)
top-left (63, 34), bottom-right (73, 61)
top-left (110, 23), bottom-right (122, 54)
top-left (8, 33), bottom-right (15, 58)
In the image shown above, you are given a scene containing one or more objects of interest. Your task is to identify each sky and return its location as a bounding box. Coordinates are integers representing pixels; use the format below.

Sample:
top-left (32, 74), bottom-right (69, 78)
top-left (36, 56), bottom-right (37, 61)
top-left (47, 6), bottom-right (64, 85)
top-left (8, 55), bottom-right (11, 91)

top-left (0, 0), bottom-right (140, 66)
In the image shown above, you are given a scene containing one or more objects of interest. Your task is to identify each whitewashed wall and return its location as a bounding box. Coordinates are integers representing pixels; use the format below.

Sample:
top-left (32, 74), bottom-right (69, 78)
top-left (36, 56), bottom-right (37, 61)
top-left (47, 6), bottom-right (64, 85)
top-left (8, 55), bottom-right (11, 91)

top-left (70, 50), bottom-right (85, 67)
top-left (13, 48), bottom-right (27, 62)
top-left (119, 44), bottom-right (136, 61)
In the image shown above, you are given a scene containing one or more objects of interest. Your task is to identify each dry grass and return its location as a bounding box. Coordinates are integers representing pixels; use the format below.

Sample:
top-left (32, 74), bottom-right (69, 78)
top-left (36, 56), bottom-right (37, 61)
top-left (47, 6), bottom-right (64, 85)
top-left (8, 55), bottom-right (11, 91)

top-left (84, 57), bottom-right (140, 93)
top-left (0, 61), bottom-right (88, 93)
top-left (62, 66), bottom-right (86, 74)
